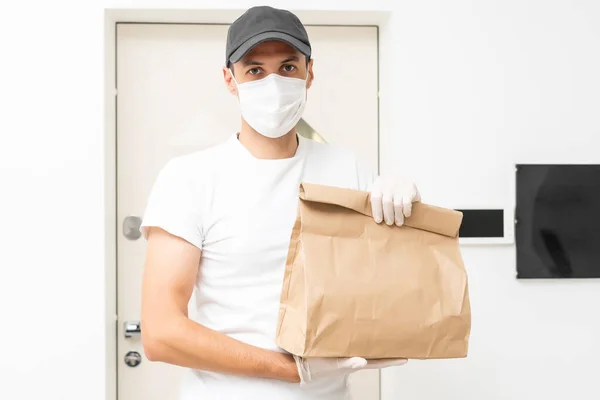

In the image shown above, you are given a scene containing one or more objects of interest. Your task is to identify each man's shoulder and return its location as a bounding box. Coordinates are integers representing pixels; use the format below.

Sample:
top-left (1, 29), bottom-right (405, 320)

top-left (160, 135), bottom-right (236, 183)
top-left (162, 136), bottom-right (236, 174)
top-left (302, 137), bottom-right (376, 191)
top-left (303, 137), bottom-right (360, 163)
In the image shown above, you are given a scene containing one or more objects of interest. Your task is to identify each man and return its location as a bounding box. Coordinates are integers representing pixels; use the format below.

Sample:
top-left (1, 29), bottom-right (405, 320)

top-left (139, 5), bottom-right (420, 400)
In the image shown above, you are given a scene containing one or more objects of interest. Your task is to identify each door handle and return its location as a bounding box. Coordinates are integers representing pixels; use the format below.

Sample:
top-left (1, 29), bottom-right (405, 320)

top-left (124, 321), bottom-right (141, 338)
top-left (123, 216), bottom-right (143, 240)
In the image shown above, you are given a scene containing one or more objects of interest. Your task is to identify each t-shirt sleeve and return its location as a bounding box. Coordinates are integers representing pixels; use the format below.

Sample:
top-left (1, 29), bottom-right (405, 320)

top-left (355, 157), bottom-right (377, 192)
top-left (139, 157), bottom-right (204, 249)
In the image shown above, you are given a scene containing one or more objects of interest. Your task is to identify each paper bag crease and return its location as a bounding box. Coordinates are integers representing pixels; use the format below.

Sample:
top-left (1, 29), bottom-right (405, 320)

top-left (276, 182), bottom-right (471, 360)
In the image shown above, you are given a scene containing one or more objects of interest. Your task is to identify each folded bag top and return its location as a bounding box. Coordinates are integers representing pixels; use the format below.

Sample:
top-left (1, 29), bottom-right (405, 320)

top-left (298, 182), bottom-right (463, 238)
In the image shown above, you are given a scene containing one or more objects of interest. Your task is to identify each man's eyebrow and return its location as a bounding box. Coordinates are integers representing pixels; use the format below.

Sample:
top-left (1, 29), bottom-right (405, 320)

top-left (281, 56), bottom-right (300, 63)
top-left (243, 60), bottom-right (263, 66)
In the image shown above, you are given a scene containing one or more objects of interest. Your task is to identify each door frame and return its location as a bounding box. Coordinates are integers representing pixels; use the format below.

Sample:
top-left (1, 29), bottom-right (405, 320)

top-left (104, 8), bottom-right (393, 400)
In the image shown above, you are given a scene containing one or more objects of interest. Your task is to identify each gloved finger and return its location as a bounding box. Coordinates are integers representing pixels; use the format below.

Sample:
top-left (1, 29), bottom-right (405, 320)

top-left (414, 186), bottom-right (422, 202)
top-left (393, 197), bottom-right (405, 227)
top-left (402, 197), bottom-right (413, 219)
top-left (337, 357), bottom-right (367, 370)
top-left (370, 191), bottom-right (384, 223)
top-left (365, 358), bottom-right (408, 369)
top-left (382, 192), bottom-right (394, 226)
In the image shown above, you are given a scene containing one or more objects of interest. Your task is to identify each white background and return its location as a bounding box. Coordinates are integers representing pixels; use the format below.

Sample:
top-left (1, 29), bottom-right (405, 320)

top-left (1, 1), bottom-right (599, 399)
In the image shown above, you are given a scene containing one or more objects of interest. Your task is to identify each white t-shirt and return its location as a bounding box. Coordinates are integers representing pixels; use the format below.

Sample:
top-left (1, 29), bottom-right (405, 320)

top-left (140, 133), bottom-right (375, 400)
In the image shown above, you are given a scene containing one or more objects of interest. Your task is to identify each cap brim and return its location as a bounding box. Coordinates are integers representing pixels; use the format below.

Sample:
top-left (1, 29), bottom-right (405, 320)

top-left (229, 31), bottom-right (311, 64)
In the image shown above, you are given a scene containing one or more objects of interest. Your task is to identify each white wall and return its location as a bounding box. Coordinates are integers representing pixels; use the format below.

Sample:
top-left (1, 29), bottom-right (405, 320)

top-left (380, 2), bottom-right (600, 400)
top-left (1, 1), bottom-right (599, 400)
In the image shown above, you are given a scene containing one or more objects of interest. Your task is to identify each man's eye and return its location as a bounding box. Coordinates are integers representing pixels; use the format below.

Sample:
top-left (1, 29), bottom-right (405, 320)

top-left (248, 68), bottom-right (261, 75)
top-left (282, 65), bottom-right (296, 72)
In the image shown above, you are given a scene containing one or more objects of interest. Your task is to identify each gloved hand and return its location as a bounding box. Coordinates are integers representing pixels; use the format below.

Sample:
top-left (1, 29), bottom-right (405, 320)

top-left (369, 176), bottom-right (421, 226)
top-left (293, 355), bottom-right (408, 385)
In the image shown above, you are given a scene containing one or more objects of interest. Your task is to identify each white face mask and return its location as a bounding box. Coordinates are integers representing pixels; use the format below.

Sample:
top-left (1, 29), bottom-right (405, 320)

top-left (230, 70), bottom-right (308, 139)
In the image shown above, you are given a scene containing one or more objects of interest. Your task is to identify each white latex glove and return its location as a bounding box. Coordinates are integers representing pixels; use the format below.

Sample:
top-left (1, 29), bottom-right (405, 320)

top-left (293, 355), bottom-right (408, 385)
top-left (369, 176), bottom-right (421, 226)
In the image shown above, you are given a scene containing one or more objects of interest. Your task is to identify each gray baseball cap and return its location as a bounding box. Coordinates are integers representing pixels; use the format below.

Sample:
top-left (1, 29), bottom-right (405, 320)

top-left (226, 6), bottom-right (311, 65)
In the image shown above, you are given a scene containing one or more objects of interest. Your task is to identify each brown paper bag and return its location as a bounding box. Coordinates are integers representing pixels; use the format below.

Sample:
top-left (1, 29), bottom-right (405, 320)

top-left (275, 182), bottom-right (471, 359)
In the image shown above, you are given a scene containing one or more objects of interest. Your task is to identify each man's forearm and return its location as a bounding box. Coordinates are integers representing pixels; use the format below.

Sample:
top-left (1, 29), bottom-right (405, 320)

top-left (143, 315), bottom-right (299, 382)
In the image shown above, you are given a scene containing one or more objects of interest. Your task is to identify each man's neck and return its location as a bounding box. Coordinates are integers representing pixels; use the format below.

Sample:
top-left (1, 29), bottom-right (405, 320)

top-left (237, 121), bottom-right (299, 160)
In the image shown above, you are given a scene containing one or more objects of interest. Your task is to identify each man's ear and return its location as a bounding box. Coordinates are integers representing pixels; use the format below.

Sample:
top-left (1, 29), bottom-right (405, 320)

top-left (306, 58), bottom-right (315, 89)
top-left (222, 66), bottom-right (238, 96)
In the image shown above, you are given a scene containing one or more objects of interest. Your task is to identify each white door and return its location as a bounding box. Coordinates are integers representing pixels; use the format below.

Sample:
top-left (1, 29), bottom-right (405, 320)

top-left (116, 23), bottom-right (379, 400)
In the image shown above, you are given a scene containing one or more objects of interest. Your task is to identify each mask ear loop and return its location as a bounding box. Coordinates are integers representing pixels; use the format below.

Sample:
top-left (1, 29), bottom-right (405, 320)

top-left (303, 69), bottom-right (310, 101)
top-left (229, 68), bottom-right (243, 105)
top-left (229, 68), bottom-right (240, 86)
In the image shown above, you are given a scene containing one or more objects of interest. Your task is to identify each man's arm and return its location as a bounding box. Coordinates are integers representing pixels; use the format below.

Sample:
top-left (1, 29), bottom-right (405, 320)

top-left (140, 226), bottom-right (300, 382)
